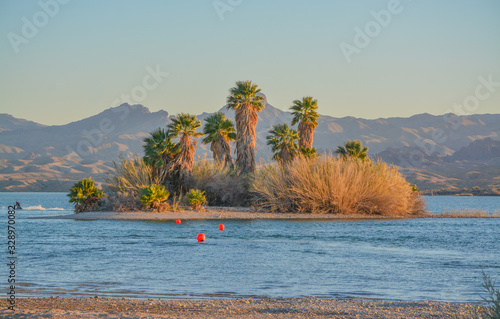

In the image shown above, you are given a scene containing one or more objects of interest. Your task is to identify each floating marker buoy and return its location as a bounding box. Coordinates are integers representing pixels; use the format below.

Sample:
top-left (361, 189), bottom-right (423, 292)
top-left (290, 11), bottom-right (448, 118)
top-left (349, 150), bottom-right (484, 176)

top-left (197, 233), bottom-right (206, 242)
top-left (176, 219), bottom-right (181, 224)
top-left (218, 224), bottom-right (225, 231)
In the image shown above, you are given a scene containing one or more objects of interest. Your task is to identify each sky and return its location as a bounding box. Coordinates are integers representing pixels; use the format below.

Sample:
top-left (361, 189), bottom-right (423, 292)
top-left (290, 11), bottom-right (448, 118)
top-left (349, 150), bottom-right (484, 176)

top-left (1, 0), bottom-right (499, 125)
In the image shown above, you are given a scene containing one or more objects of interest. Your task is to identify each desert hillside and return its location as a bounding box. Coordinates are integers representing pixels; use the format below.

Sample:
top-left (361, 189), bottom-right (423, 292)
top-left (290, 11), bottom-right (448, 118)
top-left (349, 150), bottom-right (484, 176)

top-left (0, 102), bottom-right (498, 192)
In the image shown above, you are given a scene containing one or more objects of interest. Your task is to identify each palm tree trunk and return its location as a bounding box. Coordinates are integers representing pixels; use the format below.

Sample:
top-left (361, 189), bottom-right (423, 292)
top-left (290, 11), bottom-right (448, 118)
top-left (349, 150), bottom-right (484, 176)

top-left (168, 134), bottom-right (197, 193)
top-left (281, 145), bottom-right (292, 164)
top-left (210, 140), bottom-right (222, 163)
top-left (177, 133), bottom-right (197, 173)
top-left (298, 121), bottom-right (314, 149)
top-left (219, 133), bottom-right (234, 169)
top-left (210, 136), bottom-right (233, 169)
top-left (235, 103), bottom-right (258, 174)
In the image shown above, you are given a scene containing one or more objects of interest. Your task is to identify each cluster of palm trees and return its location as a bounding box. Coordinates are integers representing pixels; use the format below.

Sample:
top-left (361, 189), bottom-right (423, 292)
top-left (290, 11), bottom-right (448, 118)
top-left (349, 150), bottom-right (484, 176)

top-left (142, 80), bottom-right (296, 183)
top-left (143, 80), bottom-right (369, 189)
top-left (142, 80), bottom-right (267, 187)
top-left (266, 96), bottom-right (320, 163)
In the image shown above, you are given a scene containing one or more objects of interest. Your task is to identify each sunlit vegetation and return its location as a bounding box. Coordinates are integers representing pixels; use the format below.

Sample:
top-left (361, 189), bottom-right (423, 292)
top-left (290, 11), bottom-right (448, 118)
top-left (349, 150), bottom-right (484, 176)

top-left (140, 184), bottom-right (170, 211)
top-left (440, 209), bottom-right (500, 218)
top-left (67, 178), bottom-right (103, 213)
top-left (186, 189), bottom-right (207, 210)
top-left (335, 140), bottom-right (369, 161)
top-left (68, 80), bottom-right (428, 215)
top-left (251, 154), bottom-right (425, 216)
top-left (267, 123), bottom-right (299, 163)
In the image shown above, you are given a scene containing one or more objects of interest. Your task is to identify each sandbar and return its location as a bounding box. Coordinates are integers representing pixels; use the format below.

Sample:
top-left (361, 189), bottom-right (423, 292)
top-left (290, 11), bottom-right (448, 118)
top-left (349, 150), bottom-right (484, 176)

top-left (33, 207), bottom-right (431, 221)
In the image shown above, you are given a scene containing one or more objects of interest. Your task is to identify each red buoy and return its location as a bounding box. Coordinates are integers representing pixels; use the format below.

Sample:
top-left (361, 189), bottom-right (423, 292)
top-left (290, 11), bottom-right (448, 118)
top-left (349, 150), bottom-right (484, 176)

top-left (218, 224), bottom-right (225, 231)
top-left (197, 233), bottom-right (206, 242)
top-left (175, 219), bottom-right (181, 224)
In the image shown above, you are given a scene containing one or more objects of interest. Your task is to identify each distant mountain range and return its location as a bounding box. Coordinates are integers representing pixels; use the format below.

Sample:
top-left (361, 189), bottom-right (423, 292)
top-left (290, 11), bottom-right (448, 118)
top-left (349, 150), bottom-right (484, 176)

top-left (1, 99), bottom-right (499, 192)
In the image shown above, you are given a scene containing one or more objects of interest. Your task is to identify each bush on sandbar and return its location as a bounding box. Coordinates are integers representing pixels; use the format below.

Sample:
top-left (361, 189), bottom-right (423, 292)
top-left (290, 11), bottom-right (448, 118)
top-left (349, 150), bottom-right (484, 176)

top-left (250, 154), bottom-right (425, 216)
top-left (68, 178), bottom-right (103, 213)
top-left (186, 189), bottom-right (206, 210)
top-left (100, 154), bottom-right (158, 211)
top-left (140, 184), bottom-right (170, 212)
top-left (188, 159), bottom-right (248, 206)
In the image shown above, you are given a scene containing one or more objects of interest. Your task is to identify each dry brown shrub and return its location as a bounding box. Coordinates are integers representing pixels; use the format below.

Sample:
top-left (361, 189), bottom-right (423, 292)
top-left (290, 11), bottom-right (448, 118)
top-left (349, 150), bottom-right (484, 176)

top-left (189, 159), bottom-right (248, 206)
top-left (250, 155), bottom-right (426, 216)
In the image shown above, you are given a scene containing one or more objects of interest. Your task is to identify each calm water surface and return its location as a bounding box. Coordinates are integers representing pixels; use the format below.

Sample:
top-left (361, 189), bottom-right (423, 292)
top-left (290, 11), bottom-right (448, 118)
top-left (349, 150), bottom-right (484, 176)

top-left (1, 193), bottom-right (499, 302)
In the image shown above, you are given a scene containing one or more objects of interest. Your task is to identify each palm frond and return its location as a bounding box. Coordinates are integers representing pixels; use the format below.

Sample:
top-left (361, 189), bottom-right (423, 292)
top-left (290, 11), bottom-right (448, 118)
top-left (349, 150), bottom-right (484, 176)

top-left (290, 96), bottom-right (319, 127)
top-left (202, 112), bottom-right (236, 144)
top-left (227, 81), bottom-right (265, 112)
top-left (335, 140), bottom-right (369, 161)
top-left (167, 113), bottom-right (203, 139)
top-left (266, 123), bottom-right (299, 163)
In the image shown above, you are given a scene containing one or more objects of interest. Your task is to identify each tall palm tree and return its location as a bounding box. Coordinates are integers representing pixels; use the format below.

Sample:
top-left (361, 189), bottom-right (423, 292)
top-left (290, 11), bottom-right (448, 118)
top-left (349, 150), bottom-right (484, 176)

top-left (227, 80), bottom-right (265, 174)
top-left (335, 140), bottom-right (369, 161)
top-left (167, 113), bottom-right (203, 173)
top-left (202, 113), bottom-right (236, 169)
top-left (267, 123), bottom-right (299, 163)
top-left (143, 128), bottom-right (180, 183)
top-left (290, 96), bottom-right (319, 151)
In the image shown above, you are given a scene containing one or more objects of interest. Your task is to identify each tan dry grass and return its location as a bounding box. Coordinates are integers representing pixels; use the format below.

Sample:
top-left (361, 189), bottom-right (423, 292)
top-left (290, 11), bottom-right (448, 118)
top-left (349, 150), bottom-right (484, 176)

top-left (101, 154), bottom-right (159, 211)
top-left (251, 155), bottom-right (426, 216)
top-left (104, 154), bottom-right (158, 197)
top-left (189, 159), bottom-right (248, 206)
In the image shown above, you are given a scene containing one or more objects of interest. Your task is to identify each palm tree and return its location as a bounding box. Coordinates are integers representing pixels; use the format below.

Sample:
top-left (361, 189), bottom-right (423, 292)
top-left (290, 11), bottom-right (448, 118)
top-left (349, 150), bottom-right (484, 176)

top-left (267, 123), bottom-right (299, 163)
top-left (227, 80), bottom-right (265, 174)
top-left (167, 113), bottom-right (203, 173)
top-left (290, 96), bottom-right (319, 152)
top-left (202, 113), bottom-right (236, 169)
top-left (143, 128), bottom-right (180, 183)
top-left (335, 140), bottom-right (369, 161)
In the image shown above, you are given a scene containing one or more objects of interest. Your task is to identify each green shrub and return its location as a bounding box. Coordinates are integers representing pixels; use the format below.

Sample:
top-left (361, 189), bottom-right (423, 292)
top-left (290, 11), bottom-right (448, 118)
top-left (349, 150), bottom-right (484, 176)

top-left (186, 189), bottom-right (206, 210)
top-left (250, 154), bottom-right (426, 216)
top-left (68, 178), bottom-right (104, 213)
top-left (140, 184), bottom-right (170, 211)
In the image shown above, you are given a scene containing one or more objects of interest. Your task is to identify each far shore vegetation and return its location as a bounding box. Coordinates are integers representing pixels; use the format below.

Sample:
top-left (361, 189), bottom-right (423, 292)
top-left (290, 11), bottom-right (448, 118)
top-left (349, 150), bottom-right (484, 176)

top-left (66, 80), bottom-right (491, 217)
top-left (421, 187), bottom-right (500, 197)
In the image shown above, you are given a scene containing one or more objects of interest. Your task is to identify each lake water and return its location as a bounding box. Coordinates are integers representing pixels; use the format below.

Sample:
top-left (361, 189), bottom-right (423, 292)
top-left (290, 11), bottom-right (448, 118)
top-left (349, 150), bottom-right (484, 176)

top-left (1, 193), bottom-right (499, 303)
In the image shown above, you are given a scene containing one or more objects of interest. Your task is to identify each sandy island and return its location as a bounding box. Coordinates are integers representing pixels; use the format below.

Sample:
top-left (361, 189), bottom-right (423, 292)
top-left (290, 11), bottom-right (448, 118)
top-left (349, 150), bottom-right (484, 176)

top-left (33, 206), bottom-right (434, 221)
top-left (0, 297), bottom-right (485, 319)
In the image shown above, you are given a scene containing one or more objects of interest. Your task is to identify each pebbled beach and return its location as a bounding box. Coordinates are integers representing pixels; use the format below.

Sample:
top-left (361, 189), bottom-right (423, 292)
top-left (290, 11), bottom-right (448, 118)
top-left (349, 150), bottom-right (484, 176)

top-left (0, 297), bottom-right (484, 319)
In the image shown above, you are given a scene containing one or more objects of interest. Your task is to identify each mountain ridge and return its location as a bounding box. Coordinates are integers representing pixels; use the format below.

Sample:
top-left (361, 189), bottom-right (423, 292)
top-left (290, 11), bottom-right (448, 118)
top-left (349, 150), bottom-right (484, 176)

top-left (0, 102), bottom-right (498, 192)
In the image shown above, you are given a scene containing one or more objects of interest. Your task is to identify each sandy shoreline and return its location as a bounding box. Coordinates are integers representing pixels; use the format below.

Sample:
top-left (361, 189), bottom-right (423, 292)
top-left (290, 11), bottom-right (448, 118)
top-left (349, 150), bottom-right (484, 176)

top-left (32, 207), bottom-right (432, 221)
top-left (0, 297), bottom-right (485, 318)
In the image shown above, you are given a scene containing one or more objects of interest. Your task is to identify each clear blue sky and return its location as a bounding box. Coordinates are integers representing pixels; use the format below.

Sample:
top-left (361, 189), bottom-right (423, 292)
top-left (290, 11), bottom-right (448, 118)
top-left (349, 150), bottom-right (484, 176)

top-left (1, 0), bottom-right (499, 125)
